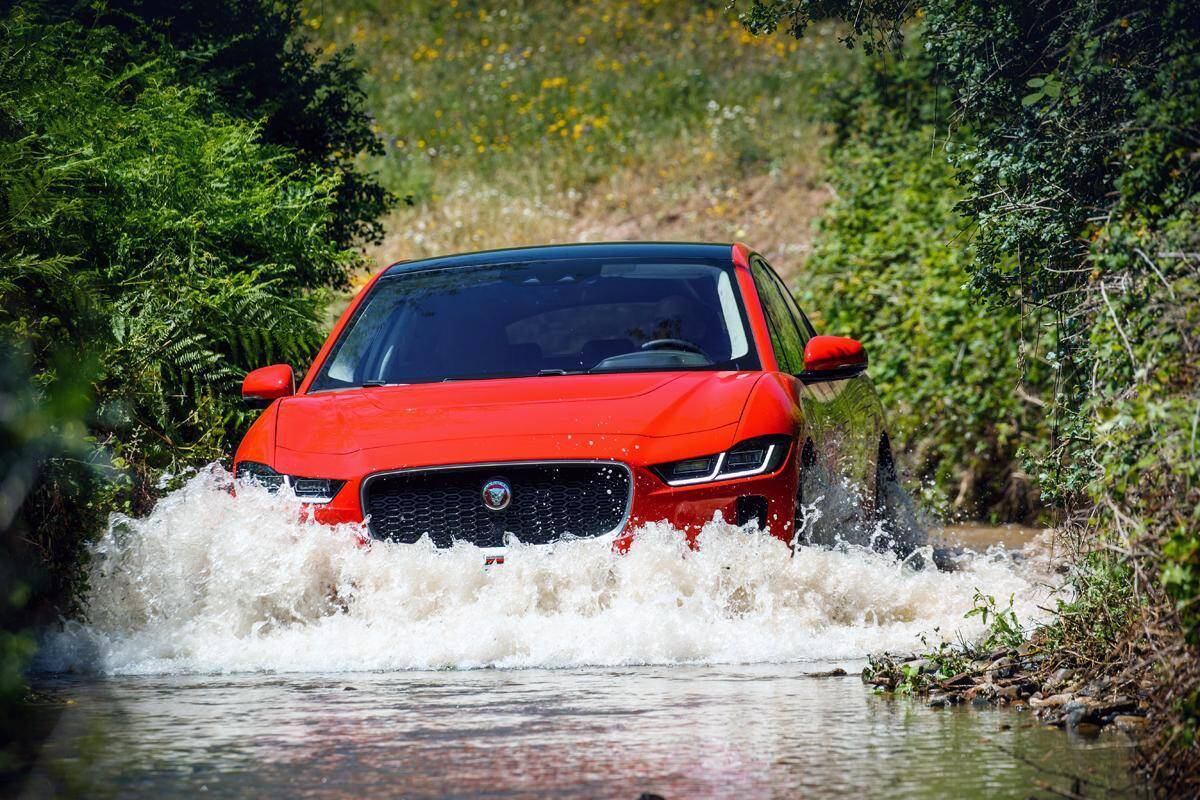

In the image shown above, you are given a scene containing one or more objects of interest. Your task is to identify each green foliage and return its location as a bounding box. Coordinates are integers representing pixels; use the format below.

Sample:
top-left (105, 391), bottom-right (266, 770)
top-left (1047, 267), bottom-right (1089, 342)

top-left (742, 0), bottom-right (1200, 784)
top-left (734, 0), bottom-right (914, 53)
top-left (0, 337), bottom-right (91, 777)
top-left (0, 10), bottom-right (363, 607)
top-left (47, 0), bottom-right (393, 250)
top-left (800, 48), bottom-right (1051, 518)
top-left (1043, 552), bottom-right (1136, 663)
top-left (864, 633), bottom-right (971, 695)
top-left (965, 590), bottom-right (1024, 652)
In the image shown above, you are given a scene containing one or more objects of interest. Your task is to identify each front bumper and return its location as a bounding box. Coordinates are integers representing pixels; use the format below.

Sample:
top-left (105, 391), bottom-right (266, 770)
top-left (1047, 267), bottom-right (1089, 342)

top-left (302, 442), bottom-right (799, 549)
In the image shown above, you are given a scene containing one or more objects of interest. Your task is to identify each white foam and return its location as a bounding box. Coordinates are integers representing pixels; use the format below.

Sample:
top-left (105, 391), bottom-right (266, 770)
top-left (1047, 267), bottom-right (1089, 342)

top-left (38, 465), bottom-right (1055, 675)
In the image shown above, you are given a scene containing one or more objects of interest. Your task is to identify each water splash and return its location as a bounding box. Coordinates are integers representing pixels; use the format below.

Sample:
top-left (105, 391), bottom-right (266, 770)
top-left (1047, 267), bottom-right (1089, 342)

top-left (39, 466), bottom-right (1056, 675)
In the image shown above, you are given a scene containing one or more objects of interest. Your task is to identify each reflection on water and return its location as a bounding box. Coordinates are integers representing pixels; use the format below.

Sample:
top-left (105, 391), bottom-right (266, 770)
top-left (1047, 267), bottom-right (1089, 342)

top-left (23, 666), bottom-right (1139, 799)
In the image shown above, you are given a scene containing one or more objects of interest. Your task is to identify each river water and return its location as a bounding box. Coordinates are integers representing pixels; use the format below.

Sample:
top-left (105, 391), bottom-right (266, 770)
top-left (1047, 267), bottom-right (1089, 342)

top-left (19, 468), bottom-right (1142, 797)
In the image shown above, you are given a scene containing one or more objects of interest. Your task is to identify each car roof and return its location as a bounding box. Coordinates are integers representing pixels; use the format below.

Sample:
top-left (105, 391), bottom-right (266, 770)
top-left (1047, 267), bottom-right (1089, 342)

top-left (382, 242), bottom-right (735, 275)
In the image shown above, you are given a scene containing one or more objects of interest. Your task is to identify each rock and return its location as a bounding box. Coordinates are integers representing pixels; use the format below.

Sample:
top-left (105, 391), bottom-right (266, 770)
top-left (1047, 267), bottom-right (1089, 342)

top-left (970, 695), bottom-right (992, 708)
top-left (987, 657), bottom-right (1015, 679)
top-left (1043, 667), bottom-right (1074, 693)
top-left (995, 685), bottom-right (1021, 701)
top-left (965, 683), bottom-right (994, 702)
top-left (928, 695), bottom-right (948, 708)
top-left (941, 672), bottom-right (974, 689)
top-left (1063, 701), bottom-right (1090, 727)
top-left (1030, 693), bottom-right (1073, 708)
top-left (1087, 696), bottom-right (1138, 720)
top-left (1079, 678), bottom-right (1113, 697)
top-left (1113, 715), bottom-right (1148, 733)
top-left (1073, 722), bottom-right (1103, 737)
top-left (809, 667), bottom-right (848, 678)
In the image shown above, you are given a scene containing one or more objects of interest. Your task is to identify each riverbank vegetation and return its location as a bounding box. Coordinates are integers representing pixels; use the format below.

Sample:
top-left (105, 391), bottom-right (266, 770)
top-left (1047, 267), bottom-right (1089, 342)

top-left (734, 0), bottom-right (1199, 790)
top-left (0, 0), bottom-right (389, 776)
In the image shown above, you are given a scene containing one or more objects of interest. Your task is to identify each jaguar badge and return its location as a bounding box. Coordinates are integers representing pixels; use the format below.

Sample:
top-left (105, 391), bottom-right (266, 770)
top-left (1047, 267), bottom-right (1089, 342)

top-left (481, 478), bottom-right (512, 511)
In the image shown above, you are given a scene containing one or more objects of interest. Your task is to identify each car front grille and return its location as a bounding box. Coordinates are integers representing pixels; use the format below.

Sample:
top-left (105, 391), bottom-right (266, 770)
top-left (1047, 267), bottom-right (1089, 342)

top-left (362, 462), bottom-right (632, 548)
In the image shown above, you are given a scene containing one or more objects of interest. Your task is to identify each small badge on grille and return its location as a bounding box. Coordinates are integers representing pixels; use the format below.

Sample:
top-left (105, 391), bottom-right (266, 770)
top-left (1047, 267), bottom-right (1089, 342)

top-left (481, 478), bottom-right (512, 512)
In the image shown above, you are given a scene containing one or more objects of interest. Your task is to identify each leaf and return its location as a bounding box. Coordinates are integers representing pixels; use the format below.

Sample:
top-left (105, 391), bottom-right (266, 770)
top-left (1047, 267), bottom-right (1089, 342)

top-left (1021, 92), bottom-right (1043, 106)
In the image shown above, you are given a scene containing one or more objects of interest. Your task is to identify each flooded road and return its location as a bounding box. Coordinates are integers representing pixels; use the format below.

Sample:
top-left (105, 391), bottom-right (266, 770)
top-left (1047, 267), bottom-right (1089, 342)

top-left (24, 667), bottom-right (1137, 799)
top-left (17, 469), bottom-right (1140, 797)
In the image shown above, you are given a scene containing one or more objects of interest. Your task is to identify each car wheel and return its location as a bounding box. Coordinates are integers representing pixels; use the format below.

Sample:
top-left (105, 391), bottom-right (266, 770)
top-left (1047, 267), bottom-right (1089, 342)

top-left (793, 439), bottom-right (866, 551)
top-left (872, 434), bottom-right (924, 559)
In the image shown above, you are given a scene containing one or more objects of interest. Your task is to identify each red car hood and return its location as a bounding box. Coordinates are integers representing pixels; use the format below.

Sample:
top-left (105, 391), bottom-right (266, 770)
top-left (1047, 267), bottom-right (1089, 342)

top-left (274, 371), bottom-right (761, 455)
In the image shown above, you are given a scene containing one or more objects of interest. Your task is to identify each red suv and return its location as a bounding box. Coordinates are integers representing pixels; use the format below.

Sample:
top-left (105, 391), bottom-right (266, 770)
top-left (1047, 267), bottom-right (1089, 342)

top-left (234, 242), bottom-right (909, 559)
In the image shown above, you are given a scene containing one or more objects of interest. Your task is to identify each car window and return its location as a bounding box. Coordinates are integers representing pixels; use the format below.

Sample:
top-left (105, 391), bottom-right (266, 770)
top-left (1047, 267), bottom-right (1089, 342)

top-left (750, 257), bottom-right (806, 373)
top-left (311, 258), bottom-right (760, 390)
top-left (765, 264), bottom-right (816, 341)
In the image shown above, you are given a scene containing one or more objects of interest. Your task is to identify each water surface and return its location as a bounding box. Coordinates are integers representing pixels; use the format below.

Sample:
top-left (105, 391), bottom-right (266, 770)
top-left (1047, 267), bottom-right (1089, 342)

top-left (24, 666), bottom-right (1137, 799)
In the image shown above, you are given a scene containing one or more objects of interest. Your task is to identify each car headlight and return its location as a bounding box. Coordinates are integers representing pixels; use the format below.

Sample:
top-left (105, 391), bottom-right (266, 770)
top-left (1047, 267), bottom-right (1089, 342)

top-left (651, 436), bottom-right (791, 486)
top-left (235, 461), bottom-right (345, 503)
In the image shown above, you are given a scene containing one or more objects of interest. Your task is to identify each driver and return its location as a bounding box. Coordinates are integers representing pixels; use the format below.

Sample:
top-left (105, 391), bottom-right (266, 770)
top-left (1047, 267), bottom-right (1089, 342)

top-left (649, 294), bottom-right (707, 346)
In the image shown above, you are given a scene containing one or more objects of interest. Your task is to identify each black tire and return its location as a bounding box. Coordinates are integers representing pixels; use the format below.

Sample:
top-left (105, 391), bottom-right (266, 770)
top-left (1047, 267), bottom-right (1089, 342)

top-left (872, 435), bottom-right (924, 559)
top-left (794, 434), bottom-right (925, 560)
top-left (793, 439), bottom-right (868, 551)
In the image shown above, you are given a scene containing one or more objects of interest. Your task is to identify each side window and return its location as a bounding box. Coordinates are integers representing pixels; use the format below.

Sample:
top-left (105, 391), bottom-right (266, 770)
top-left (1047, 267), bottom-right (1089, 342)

top-left (751, 258), bottom-right (805, 373)
top-left (767, 267), bottom-right (816, 342)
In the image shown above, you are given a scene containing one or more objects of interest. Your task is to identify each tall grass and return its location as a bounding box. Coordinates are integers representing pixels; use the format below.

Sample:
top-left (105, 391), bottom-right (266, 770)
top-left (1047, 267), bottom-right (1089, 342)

top-left (316, 1), bottom-right (855, 265)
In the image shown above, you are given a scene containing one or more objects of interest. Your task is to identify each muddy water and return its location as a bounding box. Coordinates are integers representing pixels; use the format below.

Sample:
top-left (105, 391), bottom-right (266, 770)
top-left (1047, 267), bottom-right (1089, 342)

top-left (20, 468), bottom-right (1141, 798)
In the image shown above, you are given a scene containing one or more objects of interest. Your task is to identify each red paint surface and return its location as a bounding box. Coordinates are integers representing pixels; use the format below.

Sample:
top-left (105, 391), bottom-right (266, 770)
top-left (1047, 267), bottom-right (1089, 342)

top-left (242, 364), bottom-right (295, 401)
top-left (802, 335), bottom-right (867, 373)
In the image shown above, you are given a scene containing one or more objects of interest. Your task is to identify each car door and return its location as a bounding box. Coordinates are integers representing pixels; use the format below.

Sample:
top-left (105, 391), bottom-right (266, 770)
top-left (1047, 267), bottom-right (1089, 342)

top-left (750, 256), bottom-right (887, 540)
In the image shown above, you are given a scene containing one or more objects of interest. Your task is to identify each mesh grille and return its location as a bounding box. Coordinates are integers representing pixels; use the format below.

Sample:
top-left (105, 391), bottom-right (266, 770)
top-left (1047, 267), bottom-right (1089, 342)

top-left (364, 462), bottom-right (631, 547)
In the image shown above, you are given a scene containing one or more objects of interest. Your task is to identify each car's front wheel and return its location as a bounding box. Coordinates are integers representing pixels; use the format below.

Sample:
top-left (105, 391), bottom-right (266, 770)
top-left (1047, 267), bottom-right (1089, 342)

top-left (872, 435), bottom-right (923, 558)
top-left (794, 434), bottom-right (923, 559)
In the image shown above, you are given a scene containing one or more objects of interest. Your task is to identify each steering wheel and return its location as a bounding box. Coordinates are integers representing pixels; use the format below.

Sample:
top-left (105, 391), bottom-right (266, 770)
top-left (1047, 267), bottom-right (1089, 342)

top-left (640, 338), bottom-right (708, 358)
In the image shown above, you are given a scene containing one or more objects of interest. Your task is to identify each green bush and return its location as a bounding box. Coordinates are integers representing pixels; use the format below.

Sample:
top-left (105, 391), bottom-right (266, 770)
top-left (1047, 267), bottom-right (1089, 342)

top-left (800, 53), bottom-right (1051, 518)
top-left (0, 10), bottom-right (362, 607)
top-left (45, 0), bottom-right (393, 250)
top-left (735, 0), bottom-right (1200, 786)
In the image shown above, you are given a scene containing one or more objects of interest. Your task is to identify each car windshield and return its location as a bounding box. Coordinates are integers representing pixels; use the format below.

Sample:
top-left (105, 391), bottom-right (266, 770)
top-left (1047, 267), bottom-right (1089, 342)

top-left (310, 258), bottom-right (758, 390)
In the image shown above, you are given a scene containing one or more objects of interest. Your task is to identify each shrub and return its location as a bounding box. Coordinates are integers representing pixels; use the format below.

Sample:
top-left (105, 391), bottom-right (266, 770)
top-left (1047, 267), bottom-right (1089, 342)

top-left (734, 0), bottom-right (1200, 788)
top-left (0, 11), bottom-right (361, 608)
top-left (800, 51), bottom-right (1052, 518)
top-left (46, 0), bottom-right (393, 250)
